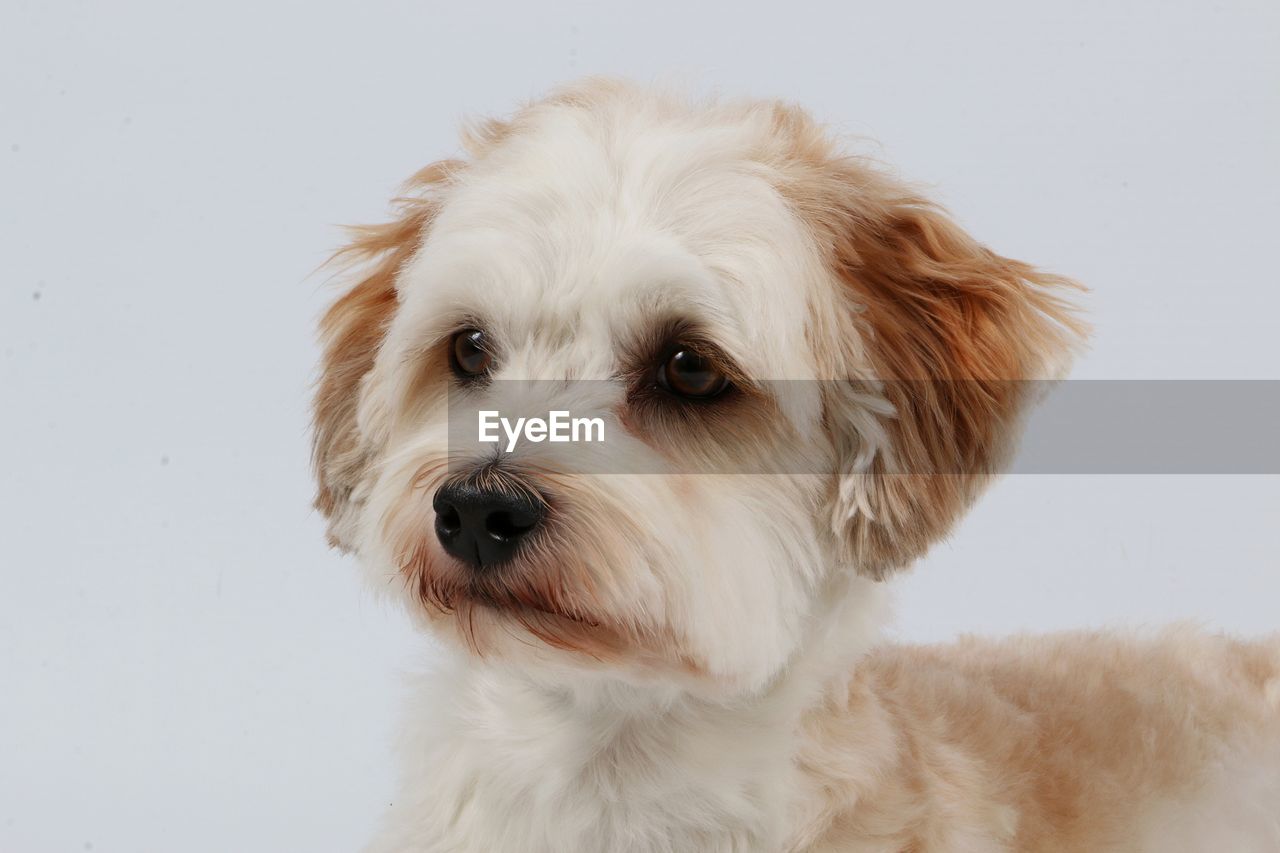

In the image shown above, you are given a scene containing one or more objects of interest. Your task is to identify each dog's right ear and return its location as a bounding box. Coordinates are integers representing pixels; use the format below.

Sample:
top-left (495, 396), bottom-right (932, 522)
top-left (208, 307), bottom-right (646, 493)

top-left (312, 161), bottom-right (458, 549)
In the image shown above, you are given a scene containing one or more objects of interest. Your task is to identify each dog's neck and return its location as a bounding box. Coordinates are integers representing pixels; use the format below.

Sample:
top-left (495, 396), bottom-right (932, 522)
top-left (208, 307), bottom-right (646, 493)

top-left (372, 576), bottom-right (889, 852)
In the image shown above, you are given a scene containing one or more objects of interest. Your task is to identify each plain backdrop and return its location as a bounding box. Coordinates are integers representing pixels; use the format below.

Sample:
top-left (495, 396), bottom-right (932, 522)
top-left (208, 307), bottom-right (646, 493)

top-left (2, 1), bottom-right (1278, 850)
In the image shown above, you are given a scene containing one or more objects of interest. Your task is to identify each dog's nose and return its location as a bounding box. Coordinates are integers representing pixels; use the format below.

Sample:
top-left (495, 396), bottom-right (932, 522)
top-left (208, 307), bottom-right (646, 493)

top-left (432, 477), bottom-right (544, 569)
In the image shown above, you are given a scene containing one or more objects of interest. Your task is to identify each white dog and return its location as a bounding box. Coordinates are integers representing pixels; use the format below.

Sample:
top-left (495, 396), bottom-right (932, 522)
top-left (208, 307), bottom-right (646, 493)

top-left (312, 80), bottom-right (1280, 852)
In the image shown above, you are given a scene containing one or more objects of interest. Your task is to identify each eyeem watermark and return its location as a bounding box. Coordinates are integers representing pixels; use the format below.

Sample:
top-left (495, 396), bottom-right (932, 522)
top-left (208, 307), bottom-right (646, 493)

top-left (452, 380), bottom-right (1280, 474)
top-left (478, 410), bottom-right (606, 452)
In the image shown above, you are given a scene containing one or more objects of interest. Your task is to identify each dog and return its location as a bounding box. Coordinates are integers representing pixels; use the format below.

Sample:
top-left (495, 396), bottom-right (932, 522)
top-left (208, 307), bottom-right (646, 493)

top-left (312, 80), bottom-right (1280, 852)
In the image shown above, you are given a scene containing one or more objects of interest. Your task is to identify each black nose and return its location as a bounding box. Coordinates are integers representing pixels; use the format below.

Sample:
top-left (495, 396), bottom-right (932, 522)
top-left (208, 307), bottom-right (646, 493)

top-left (433, 477), bottom-right (544, 569)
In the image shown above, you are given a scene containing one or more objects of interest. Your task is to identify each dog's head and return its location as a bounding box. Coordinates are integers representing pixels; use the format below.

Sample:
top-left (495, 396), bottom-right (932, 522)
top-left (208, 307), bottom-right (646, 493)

top-left (313, 81), bottom-right (1084, 695)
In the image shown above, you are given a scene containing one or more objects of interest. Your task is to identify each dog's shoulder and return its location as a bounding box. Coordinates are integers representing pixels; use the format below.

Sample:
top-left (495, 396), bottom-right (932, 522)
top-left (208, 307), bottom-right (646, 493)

top-left (795, 629), bottom-right (1280, 851)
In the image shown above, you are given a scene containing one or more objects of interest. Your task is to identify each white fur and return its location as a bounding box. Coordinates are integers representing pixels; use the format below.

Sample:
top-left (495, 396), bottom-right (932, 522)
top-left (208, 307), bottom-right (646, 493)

top-left (370, 578), bottom-right (889, 853)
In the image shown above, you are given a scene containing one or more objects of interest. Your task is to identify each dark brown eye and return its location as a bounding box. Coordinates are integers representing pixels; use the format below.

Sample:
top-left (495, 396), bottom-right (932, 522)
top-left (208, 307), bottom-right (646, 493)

top-left (658, 347), bottom-right (730, 398)
top-left (450, 328), bottom-right (492, 377)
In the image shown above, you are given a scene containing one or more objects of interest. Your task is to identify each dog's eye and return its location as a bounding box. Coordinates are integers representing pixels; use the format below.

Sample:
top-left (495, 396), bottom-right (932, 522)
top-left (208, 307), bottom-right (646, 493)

top-left (451, 329), bottom-right (492, 378)
top-left (658, 346), bottom-right (730, 398)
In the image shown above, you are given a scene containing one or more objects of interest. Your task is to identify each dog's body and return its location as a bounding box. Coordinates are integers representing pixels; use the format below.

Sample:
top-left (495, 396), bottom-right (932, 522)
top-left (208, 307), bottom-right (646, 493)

top-left (373, 627), bottom-right (1280, 853)
top-left (312, 80), bottom-right (1280, 851)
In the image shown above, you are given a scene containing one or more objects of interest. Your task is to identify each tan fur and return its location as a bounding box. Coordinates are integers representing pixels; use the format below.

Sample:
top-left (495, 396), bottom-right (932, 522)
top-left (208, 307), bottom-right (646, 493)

top-left (766, 106), bottom-right (1088, 577)
top-left (793, 630), bottom-right (1280, 851)
top-left (312, 161), bottom-right (460, 544)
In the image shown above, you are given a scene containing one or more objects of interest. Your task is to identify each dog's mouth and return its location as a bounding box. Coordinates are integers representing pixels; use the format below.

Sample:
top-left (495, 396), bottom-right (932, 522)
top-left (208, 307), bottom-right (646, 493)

top-left (405, 554), bottom-right (625, 654)
top-left (461, 579), bottom-right (603, 630)
top-left (393, 526), bottom-right (713, 680)
top-left (386, 461), bottom-right (661, 661)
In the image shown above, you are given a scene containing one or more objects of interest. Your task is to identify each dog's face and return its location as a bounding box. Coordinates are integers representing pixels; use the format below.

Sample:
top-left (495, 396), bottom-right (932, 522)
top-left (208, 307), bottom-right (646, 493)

top-left (313, 82), bottom-right (1083, 695)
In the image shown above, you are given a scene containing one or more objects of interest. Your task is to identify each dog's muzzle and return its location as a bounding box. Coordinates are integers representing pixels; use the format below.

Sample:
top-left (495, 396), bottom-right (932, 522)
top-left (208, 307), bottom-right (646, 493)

top-left (432, 474), bottom-right (544, 570)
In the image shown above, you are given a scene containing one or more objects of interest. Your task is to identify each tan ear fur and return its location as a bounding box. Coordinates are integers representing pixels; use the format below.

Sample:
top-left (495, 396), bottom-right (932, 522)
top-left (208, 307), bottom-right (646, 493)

top-left (312, 161), bottom-right (459, 547)
top-left (838, 199), bottom-right (1085, 576)
top-left (771, 112), bottom-right (1086, 576)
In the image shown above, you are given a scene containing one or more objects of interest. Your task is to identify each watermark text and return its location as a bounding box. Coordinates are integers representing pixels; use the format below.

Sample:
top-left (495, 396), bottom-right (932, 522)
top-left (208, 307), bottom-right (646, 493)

top-left (478, 410), bottom-right (605, 452)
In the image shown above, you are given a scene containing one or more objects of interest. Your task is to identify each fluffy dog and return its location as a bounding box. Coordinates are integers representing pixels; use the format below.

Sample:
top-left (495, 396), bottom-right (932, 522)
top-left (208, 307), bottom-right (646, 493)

top-left (312, 80), bottom-right (1280, 852)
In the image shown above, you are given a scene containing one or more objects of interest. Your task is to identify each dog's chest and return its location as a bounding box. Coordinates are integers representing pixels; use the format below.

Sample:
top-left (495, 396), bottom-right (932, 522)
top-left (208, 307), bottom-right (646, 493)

top-left (372, 677), bottom-right (798, 853)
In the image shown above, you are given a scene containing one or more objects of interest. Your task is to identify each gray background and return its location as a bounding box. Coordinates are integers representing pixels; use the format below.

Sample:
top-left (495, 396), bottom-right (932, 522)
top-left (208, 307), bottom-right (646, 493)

top-left (2, 1), bottom-right (1277, 850)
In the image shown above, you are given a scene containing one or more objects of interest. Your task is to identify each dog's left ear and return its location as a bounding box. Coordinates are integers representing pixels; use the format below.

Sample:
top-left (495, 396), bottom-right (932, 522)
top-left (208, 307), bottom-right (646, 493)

top-left (793, 162), bottom-right (1087, 578)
